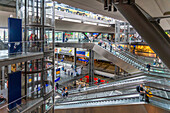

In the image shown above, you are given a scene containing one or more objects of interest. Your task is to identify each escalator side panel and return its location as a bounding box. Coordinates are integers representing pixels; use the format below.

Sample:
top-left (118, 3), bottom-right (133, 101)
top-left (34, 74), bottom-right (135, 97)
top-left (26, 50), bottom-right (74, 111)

top-left (54, 104), bottom-right (169, 113)
top-left (92, 44), bottom-right (141, 74)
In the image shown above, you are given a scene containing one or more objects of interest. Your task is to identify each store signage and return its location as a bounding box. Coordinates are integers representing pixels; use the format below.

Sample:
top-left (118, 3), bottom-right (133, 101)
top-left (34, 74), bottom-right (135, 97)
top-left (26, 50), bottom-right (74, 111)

top-left (76, 51), bottom-right (85, 57)
top-left (59, 48), bottom-right (72, 55)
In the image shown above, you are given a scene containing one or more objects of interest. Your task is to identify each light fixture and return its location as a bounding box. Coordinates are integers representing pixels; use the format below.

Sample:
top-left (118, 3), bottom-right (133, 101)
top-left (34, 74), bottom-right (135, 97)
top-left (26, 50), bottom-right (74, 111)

top-left (98, 24), bottom-right (110, 27)
top-left (62, 18), bottom-right (82, 23)
top-left (84, 21), bottom-right (97, 25)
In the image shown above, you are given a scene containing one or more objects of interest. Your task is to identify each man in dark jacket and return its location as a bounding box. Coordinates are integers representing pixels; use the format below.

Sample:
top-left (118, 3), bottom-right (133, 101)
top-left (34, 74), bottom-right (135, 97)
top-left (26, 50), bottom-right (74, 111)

top-left (137, 84), bottom-right (149, 103)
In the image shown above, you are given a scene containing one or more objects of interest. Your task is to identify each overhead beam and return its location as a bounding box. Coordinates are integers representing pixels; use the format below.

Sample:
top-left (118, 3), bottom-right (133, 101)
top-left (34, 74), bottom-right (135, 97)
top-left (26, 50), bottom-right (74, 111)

top-left (115, 3), bottom-right (170, 69)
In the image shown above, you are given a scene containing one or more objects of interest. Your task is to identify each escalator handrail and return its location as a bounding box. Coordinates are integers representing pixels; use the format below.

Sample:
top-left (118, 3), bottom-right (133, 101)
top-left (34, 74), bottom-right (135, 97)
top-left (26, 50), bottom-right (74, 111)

top-left (56, 93), bottom-right (139, 104)
top-left (67, 76), bottom-right (170, 94)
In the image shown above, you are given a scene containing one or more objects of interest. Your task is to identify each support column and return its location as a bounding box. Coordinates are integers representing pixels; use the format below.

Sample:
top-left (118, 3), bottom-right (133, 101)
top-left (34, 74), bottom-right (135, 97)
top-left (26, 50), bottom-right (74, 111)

top-left (52, 2), bottom-right (55, 113)
top-left (89, 49), bottom-right (94, 85)
top-left (41, 0), bottom-right (45, 112)
top-left (31, 61), bottom-right (34, 98)
top-left (3, 30), bottom-right (5, 41)
top-left (16, 0), bottom-right (19, 18)
top-left (74, 48), bottom-right (77, 71)
top-left (62, 32), bottom-right (65, 42)
top-left (1, 66), bottom-right (5, 89)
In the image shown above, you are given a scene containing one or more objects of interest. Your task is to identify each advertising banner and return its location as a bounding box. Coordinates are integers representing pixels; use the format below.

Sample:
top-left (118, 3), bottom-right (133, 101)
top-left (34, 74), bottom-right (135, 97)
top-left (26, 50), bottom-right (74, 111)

top-left (8, 71), bottom-right (21, 110)
top-left (8, 18), bottom-right (22, 55)
top-left (59, 48), bottom-right (72, 55)
top-left (76, 51), bottom-right (85, 57)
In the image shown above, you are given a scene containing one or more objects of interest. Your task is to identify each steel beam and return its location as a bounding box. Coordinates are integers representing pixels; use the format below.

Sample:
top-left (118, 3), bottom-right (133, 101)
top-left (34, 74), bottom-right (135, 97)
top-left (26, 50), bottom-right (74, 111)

top-left (82, 32), bottom-right (89, 39)
top-left (115, 3), bottom-right (170, 69)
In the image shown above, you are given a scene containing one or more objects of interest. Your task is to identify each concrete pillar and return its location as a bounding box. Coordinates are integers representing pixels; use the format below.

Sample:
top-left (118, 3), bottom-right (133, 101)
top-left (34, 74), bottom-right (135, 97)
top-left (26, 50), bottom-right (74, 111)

top-left (62, 32), bottom-right (65, 42)
top-left (74, 48), bottom-right (77, 71)
top-left (89, 49), bottom-right (94, 85)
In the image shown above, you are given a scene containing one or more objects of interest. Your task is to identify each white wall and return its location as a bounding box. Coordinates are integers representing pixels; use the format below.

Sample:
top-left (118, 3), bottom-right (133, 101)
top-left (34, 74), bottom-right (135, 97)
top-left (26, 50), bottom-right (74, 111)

top-left (0, 11), bottom-right (16, 28)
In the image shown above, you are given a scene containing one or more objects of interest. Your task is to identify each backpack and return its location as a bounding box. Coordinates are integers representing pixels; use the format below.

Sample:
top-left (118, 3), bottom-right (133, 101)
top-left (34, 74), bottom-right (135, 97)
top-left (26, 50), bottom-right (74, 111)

top-left (136, 86), bottom-right (140, 93)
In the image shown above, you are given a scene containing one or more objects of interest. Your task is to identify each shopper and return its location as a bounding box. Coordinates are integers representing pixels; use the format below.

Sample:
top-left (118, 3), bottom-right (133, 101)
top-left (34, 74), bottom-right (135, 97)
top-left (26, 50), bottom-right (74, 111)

top-left (104, 43), bottom-right (107, 49)
top-left (97, 78), bottom-right (101, 88)
top-left (65, 37), bottom-right (68, 42)
top-left (110, 43), bottom-right (112, 52)
top-left (62, 90), bottom-right (65, 98)
top-left (136, 84), bottom-right (149, 103)
top-left (153, 59), bottom-right (156, 66)
top-left (158, 58), bottom-right (162, 67)
top-left (56, 83), bottom-right (59, 90)
top-left (63, 87), bottom-right (65, 91)
top-left (83, 83), bottom-right (86, 90)
top-left (62, 55), bottom-right (65, 60)
top-left (146, 63), bottom-right (151, 72)
top-left (71, 64), bottom-right (73, 69)
top-left (77, 84), bottom-right (81, 92)
top-left (65, 90), bottom-right (68, 97)
top-left (64, 69), bottom-right (67, 75)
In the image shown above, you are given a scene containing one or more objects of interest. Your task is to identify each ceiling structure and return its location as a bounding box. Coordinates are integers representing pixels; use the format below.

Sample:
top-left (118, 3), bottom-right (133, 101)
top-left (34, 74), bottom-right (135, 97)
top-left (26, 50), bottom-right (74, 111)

top-left (54, 0), bottom-right (170, 30)
top-left (55, 19), bottom-right (115, 33)
top-left (0, 0), bottom-right (16, 8)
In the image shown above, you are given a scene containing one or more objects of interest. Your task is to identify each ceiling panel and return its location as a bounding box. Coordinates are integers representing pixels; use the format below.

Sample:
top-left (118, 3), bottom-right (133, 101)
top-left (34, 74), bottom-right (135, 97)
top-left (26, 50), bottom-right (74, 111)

top-left (55, 0), bottom-right (126, 21)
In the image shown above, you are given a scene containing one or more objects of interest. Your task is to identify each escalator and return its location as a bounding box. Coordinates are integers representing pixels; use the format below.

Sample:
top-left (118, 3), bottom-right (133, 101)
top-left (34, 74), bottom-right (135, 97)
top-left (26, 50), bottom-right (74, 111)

top-left (57, 75), bottom-right (169, 100)
top-left (92, 41), bottom-right (170, 76)
top-left (56, 69), bottom-right (169, 96)
top-left (55, 89), bottom-right (169, 113)
top-left (55, 81), bottom-right (169, 113)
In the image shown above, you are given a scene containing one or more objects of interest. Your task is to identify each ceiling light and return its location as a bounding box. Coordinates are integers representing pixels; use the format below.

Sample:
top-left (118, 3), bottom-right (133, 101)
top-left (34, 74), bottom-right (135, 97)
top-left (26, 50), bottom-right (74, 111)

top-left (84, 21), bottom-right (97, 25)
top-left (98, 24), bottom-right (110, 27)
top-left (62, 18), bottom-right (81, 23)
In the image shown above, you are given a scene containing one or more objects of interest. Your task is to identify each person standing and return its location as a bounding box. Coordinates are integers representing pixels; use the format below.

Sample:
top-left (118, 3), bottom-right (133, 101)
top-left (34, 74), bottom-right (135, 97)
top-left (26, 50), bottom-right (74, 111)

top-left (65, 37), bottom-right (68, 42)
top-left (65, 90), bottom-right (68, 97)
top-left (83, 83), bottom-right (86, 90)
top-left (56, 83), bottom-right (59, 90)
top-left (104, 43), bottom-right (107, 49)
top-left (110, 43), bottom-right (112, 52)
top-left (97, 78), bottom-right (101, 88)
top-left (146, 64), bottom-right (151, 72)
top-left (158, 58), bottom-right (162, 67)
top-left (77, 84), bottom-right (81, 92)
top-left (136, 84), bottom-right (149, 103)
top-left (153, 59), bottom-right (156, 66)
